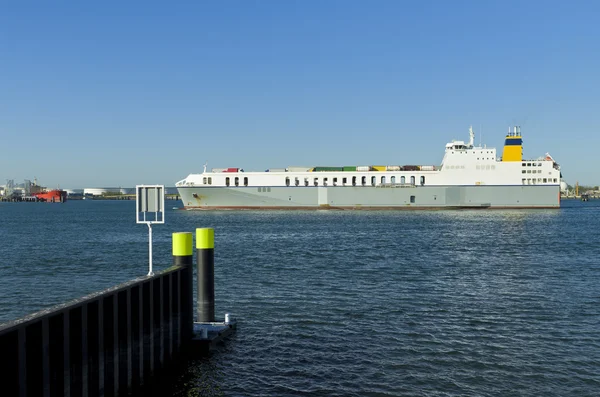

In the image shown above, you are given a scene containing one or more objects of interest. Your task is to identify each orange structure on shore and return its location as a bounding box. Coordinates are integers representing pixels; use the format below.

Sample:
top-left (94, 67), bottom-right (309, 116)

top-left (32, 189), bottom-right (67, 202)
top-left (28, 179), bottom-right (67, 202)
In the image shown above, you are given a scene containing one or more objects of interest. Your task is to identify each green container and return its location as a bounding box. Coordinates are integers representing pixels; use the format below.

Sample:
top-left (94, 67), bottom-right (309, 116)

top-left (342, 166), bottom-right (357, 171)
top-left (313, 166), bottom-right (343, 172)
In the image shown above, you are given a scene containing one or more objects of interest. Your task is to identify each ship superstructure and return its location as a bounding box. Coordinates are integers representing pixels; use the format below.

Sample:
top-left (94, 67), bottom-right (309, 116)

top-left (176, 127), bottom-right (561, 209)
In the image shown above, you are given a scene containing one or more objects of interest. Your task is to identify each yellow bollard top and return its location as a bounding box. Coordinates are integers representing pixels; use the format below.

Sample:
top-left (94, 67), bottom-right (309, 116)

top-left (196, 228), bottom-right (215, 249)
top-left (172, 232), bottom-right (193, 256)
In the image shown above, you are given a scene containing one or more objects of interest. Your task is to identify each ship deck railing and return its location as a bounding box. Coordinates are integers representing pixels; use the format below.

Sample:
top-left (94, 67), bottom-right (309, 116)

top-left (376, 183), bottom-right (417, 188)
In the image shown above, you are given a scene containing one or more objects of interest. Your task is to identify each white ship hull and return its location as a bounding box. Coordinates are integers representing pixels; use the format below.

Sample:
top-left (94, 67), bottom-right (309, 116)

top-left (176, 127), bottom-right (562, 210)
top-left (178, 185), bottom-right (560, 209)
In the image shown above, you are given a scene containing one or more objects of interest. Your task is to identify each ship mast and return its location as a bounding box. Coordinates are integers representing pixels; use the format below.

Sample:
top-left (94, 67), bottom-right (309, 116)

top-left (468, 126), bottom-right (475, 147)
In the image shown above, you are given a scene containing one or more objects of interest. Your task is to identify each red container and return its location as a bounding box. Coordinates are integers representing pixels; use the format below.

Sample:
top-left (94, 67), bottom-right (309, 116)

top-left (223, 168), bottom-right (239, 172)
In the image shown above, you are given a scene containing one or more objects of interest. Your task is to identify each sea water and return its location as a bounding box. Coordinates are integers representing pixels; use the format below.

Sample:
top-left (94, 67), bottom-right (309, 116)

top-left (1, 200), bottom-right (599, 396)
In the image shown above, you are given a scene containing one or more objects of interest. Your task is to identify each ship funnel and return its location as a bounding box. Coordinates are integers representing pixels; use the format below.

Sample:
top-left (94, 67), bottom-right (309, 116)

top-left (501, 126), bottom-right (523, 162)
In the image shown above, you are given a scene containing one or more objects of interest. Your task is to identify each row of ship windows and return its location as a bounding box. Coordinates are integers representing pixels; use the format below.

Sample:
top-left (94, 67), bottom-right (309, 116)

top-left (202, 175), bottom-right (558, 188)
top-left (523, 178), bottom-right (558, 184)
top-left (523, 169), bottom-right (544, 174)
top-left (202, 176), bottom-right (250, 186)
top-left (285, 176), bottom-right (423, 187)
top-left (203, 176), bottom-right (426, 187)
top-left (451, 151), bottom-right (494, 155)
top-left (523, 162), bottom-right (543, 167)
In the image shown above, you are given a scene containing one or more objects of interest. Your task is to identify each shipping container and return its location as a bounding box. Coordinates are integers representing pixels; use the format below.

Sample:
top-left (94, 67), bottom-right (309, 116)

top-left (342, 166), bottom-right (357, 171)
top-left (211, 168), bottom-right (226, 173)
top-left (266, 168), bottom-right (286, 172)
top-left (403, 165), bottom-right (420, 171)
top-left (372, 166), bottom-right (386, 171)
top-left (313, 166), bottom-right (344, 172)
top-left (287, 167), bottom-right (311, 172)
top-left (223, 168), bottom-right (240, 172)
top-left (420, 165), bottom-right (435, 171)
top-left (356, 166), bottom-right (371, 172)
top-left (386, 165), bottom-right (401, 171)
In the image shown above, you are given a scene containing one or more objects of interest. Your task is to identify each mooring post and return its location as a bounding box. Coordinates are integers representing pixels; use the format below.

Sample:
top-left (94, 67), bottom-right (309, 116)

top-left (172, 232), bottom-right (193, 267)
top-left (189, 227), bottom-right (236, 354)
top-left (172, 232), bottom-right (194, 344)
top-left (196, 228), bottom-right (215, 323)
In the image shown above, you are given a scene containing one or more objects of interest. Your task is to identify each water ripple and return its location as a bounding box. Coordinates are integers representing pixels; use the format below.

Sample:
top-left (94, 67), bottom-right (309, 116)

top-left (1, 200), bottom-right (600, 395)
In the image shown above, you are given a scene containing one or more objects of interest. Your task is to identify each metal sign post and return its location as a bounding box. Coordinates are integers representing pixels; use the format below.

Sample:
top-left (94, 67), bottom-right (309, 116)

top-left (136, 185), bottom-right (165, 276)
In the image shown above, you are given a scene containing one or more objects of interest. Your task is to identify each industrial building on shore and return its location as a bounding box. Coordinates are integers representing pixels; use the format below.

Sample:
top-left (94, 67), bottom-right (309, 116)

top-left (68, 187), bottom-right (178, 197)
top-left (1, 181), bottom-right (177, 199)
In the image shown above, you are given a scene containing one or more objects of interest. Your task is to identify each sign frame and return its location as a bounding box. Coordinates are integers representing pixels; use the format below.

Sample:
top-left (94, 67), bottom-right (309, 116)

top-left (136, 185), bottom-right (165, 276)
top-left (136, 185), bottom-right (165, 224)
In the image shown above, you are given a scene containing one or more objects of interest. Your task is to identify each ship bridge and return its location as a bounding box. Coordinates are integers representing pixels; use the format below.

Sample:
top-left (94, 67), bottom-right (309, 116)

top-left (441, 126), bottom-right (498, 169)
top-left (445, 126), bottom-right (475, 151)
top-left (446, 141), bottom-right (471, 150)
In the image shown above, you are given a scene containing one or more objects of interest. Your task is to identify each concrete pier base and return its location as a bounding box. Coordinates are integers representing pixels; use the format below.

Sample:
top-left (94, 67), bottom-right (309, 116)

top-left (190, 319), bottom-right (237, 355)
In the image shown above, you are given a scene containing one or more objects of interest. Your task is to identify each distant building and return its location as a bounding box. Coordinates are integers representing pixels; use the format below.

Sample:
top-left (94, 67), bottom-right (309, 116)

top-left (81, 187), bottom-right (177, 196)
top-left (560, 181), bottom-right (568, 194)
top-left (83, 188), bottom-right (121, 196)
top-left (64, 189), bottom-right (84, 196)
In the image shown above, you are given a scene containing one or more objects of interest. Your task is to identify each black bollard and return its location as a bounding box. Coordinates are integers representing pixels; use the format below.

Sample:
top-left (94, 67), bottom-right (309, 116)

top-left (196, 228), bottom-right (215, 322)
top-left (173, 232), bottom-right (194, 343)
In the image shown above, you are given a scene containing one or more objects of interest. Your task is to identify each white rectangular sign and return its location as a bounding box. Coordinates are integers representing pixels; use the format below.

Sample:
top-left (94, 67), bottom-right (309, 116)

top-left (136, 185), bottom-right (165, 224)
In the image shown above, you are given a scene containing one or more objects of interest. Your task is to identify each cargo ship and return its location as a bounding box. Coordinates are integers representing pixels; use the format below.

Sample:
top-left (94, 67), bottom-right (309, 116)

top-left (29, 180), bottom-right (67, 203)
top-left (175, 126), bottom-right (562, 209)
top-left (32, 189), bottom-right (67, 203)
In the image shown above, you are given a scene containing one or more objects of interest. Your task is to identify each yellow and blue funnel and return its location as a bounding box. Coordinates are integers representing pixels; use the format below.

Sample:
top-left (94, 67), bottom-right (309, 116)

top-left (501, 126), bottom-right (523, 162)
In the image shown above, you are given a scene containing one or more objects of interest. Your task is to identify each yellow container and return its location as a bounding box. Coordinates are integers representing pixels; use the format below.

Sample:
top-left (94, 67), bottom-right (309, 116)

top-left (372, 165), bottom-right (386, 171)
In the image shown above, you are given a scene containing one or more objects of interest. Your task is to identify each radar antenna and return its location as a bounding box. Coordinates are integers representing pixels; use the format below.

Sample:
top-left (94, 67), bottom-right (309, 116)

top-left (203, 161), bottom-right (208, 173)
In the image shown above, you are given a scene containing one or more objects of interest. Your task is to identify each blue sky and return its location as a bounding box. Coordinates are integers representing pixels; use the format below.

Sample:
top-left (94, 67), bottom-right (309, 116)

top-left (1, 1), bottom-right (599, 188)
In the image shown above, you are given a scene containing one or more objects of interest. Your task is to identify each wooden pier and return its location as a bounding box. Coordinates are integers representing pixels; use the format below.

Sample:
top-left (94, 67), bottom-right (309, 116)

top-left (0, 229), bottom-right (234, 396)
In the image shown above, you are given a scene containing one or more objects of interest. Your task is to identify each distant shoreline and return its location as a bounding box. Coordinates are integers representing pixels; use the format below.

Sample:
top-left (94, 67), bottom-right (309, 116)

top-left (69, 194), bottom-right (180, 201)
